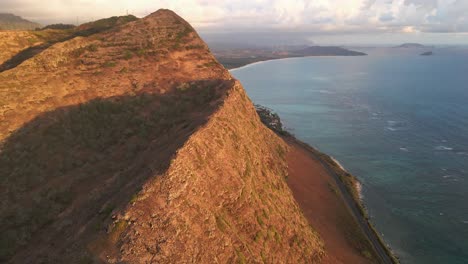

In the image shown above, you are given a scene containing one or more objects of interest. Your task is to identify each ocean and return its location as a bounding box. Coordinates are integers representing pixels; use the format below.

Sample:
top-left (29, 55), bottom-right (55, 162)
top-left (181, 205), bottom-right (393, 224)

top-left (231, 54), bottom-right (468, 264)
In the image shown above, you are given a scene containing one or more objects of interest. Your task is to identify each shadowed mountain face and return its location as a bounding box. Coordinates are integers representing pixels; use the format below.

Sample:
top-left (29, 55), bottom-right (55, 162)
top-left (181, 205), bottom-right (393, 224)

top-left (0, 80), bottom-right (228, 262)
top-left (0, 9), bottom-right (324, 263)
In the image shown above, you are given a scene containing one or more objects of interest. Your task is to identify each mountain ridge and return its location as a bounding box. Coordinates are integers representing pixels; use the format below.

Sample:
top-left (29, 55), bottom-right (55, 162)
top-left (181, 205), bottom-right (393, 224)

top-left (0, 9), bottom-right (326, 263)
top-left (0, 13), bottom-right (40, 30)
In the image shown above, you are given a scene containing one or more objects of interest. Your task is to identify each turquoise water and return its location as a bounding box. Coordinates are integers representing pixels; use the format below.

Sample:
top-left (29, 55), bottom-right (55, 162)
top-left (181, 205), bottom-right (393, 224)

top-left (231, 55), bottom-right (468, 264)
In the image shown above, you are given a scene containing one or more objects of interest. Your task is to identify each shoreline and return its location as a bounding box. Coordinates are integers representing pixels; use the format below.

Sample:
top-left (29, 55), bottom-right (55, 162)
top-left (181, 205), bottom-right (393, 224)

top-left (254, 105), bottom-right (398, 263)
top-left (227, 54), bottom-right (366, 71)
top-left (330, 155), bottom-right (364, 201)
top-left (228, 56), bottom-right (301, 71)
top-left (285, 135), bottom-right (399, 264)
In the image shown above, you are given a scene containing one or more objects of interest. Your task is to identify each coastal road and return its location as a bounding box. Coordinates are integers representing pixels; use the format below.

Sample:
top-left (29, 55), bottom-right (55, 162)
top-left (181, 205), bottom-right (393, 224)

top-left (288, 138), bottom-right (396, 264)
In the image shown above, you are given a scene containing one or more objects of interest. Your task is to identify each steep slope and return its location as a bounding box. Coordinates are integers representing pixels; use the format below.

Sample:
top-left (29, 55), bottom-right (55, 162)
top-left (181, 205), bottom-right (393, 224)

top-left (0, 9), bottom-right (324, 263)
top-left (0, 13), bottom-right (40, 30)
top-left (0, 31), bottom-right (43, 64)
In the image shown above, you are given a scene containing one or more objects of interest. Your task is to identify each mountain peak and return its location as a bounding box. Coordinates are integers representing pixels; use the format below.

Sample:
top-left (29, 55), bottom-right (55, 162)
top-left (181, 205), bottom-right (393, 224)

top-left (143, 9), bottom-right (192, 27)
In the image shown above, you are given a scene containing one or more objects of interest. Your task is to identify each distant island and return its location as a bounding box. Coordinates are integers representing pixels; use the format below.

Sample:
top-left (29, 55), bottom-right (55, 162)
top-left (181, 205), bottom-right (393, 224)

top-left (394, 43), bottom-right (427, 49)
top-left (420, 51), bottom-right (433, 56)
top-left (0, 13), bottom-right (40, 30)
top-left (214, 45), bottom-right (367, 69)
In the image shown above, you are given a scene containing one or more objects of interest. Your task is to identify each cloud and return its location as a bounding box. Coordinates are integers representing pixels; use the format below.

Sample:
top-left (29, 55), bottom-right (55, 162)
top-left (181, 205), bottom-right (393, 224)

top-left (1, 0), bottom-right (467, 34)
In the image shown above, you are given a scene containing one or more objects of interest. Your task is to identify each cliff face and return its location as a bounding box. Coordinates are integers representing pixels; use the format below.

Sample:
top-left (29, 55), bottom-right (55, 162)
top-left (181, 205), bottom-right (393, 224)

top-left (0, 10), bottom-right (324, 263)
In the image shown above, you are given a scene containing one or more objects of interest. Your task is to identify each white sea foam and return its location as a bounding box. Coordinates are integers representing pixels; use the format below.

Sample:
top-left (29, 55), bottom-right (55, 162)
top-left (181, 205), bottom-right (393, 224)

top-left (442, 175), bottom-right (459, 182)
top-left (435, 145), bottom-right (453, 151)
top-left (331, 156), bottom-right (345, 170)
top-left (399, 147), bottom-right (409, 152)
top-left (311, 77), bottom-right (330, 82)
top-left (355, 181), bottom-right (364, 200)
top-left (370, 113), bottom-right (380, 120)
top-left (463, 221), bottom-right (468, 224)
top-left (386, 120), bottom-right (406, 131)
top-left (318, 89), bottom-right (335, 94)
top-left (330, 157), bottom-right (364, 200)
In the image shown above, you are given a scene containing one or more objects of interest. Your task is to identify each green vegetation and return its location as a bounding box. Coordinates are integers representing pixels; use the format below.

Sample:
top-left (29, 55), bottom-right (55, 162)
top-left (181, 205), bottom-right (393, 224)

top-left (256, 214), bottom-right (265, 227)
top-left (215, 214), bottom-right (230, 232)
top-left (103, 61), bottom-right (117, 68)
top-left (75, 15), bottom-right (138, 37)
top-left (109, 220), bottom-right (129, 243)
top-left (136, 48), bottom-right (147, 57)
top-left (254, 231), bottom-right (263, 242)
top-left (186, 44), bottom-right (204, 50)
top-left (71, 44), bottom-right (99, 57)
top-left (175, 26), bottom-right (193, 42)
top-left (41, 24), bottom-right (76, 30)
top-left (235, 250), bottom-right (247, 264)
top-left (123, 50), bottom-right (133, 60)
top-left (202, 61), bottom-right (218, 68)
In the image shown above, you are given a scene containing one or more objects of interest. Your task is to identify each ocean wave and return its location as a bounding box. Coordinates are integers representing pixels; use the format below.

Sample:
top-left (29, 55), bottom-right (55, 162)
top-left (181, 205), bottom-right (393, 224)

top-left (463, 221), bottom-right (468, 224)
top-left (399, 147), bottom-right (409, 152)
top-left (442, 175), bottom-right (460, 182)
top-left (370, 113), bottom-right (380, 120)
top-left (317, 89), bottom-right (335, 94)
top-left (435, 145), bottom-right (453, 151)
top-left (386, 120), bottom-right (407, 131)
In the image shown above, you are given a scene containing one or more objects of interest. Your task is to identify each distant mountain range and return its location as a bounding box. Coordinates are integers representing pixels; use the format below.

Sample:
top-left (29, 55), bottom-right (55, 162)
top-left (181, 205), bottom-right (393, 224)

top-left (0, 13), bottom-right (41, 30)
top-left (292, 46), bottom-right (366, 56)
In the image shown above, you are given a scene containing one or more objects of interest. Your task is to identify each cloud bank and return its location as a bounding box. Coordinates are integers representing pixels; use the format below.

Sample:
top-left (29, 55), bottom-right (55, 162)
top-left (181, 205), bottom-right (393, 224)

top-left (2, 0), bottom-right (468, 44)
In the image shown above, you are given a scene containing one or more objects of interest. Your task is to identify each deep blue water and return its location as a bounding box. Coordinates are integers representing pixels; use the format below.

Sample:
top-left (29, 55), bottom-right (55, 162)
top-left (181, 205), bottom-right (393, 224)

top-left (231, 55), bottom-right (468, 264)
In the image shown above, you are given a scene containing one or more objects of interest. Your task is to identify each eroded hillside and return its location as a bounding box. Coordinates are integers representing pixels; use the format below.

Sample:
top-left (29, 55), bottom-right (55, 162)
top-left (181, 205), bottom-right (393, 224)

top-left (0, 9), bottom-right (325, 263)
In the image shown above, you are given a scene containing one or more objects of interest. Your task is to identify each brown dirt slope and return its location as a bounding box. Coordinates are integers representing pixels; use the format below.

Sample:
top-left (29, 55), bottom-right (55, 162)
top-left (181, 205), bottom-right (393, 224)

top-left (287, 140), bottom-right (375, 264)
top-left (0, 9), bottom-right (324, 263)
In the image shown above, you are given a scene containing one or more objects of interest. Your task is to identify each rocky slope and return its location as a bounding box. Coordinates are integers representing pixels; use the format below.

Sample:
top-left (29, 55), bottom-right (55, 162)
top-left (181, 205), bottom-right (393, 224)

top-left (0, 9), bottom-right (325, 263)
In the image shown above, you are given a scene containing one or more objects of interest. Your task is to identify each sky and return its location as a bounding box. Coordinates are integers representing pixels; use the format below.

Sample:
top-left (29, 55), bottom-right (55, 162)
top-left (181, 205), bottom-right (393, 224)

top-left (2, 0), bottom-right (468, 45)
